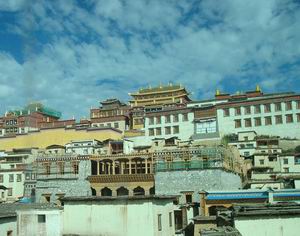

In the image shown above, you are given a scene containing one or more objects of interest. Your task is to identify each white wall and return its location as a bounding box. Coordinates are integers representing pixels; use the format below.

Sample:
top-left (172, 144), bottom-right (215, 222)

top-left (250, 183), bottom-right (283, 190)
top-left (66, 140), bottom-right (103, 155)
top-left (235, 216), bottom-right (300, 236)
top-left (0, 170), bottom-right (25, 201)
top-left (123, 139), bottom-right (134, 154)
top-left (63, 199), bottom-right (175, 236)
top-left (253, 155), bottom-right (281, 172)
top-left (279, 156), bottom-right (300, 172)
top-left (145, 112), bottom-right (194, 141)
top-left (17, 210), bottom-right (62, 236)
top-left (125, 135), bottom-right (153, 151)
top-left (0, 217), bottom-right (16, 236)
top-left (217, 101), bottom-right (300, 139)
top-left (295, 180), bottom-right (300, 188)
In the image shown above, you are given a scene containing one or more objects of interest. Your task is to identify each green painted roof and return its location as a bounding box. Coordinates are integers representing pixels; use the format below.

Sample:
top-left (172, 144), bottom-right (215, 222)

top-left (10, 103), bottom-right (61, 119)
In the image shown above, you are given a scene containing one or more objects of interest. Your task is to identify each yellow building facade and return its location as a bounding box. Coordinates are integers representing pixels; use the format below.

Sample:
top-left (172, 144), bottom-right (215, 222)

top-left (129, 84), bottom-right (191, 107)
top-left (0, 127), bottom-right (122, 151)
top-left (129, 84), bottom-right (191, 130)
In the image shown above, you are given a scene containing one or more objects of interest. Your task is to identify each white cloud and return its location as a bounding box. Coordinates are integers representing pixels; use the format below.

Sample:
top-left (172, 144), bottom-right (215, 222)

top-left (0, 0), bottom-right (26, 12)
top-left (0, 0), bottom-right (299, 119)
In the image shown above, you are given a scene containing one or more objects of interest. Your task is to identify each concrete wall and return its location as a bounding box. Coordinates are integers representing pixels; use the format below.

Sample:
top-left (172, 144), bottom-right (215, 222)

top-left (235, 216), bottom-right (300, 236)
top-left (0, 217), bottom-right (17, 236)
top-left (17, 209), bottom-right (62, 236)
top-left (155, 169), bottom-right (242, 203)
top-left (63, 199), bottom-right (175, 236)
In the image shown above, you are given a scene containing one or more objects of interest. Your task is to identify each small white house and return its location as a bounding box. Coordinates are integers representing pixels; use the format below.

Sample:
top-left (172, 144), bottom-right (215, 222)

top-left (62, 195), bottom-right (176, 236)
top-left (0, 213), bottom-right (16, 236)
top-left (17, 205), bottom-right (63, 236)
top-left (65, 139), bottom-right (103, 155)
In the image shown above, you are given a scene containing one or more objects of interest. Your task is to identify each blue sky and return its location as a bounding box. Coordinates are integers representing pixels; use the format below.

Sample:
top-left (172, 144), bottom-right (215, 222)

top-left (0, 0), bottom-right (300, 119)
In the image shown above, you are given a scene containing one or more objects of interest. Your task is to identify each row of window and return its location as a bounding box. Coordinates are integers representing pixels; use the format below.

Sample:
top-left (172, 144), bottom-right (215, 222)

top-left (0, 174), bottom-right (22, 183)
top-left (92, 122), bottom-right (120, 129)
top-left (5, 119), bottom-right (18, 125)
top-left (224, 100), bottom-right (300, 117)
top-left (2, 127), bottom-right (26, 134)
top-left (234, 114), bottom-right (300, 128)
top-left (25, 184), bottom-right (36, 188)
top-left (148, 113), bottom-right (189, 125)
top-left (149, 126), bottom-right (179, 136)
top-left (258, 157), bottom-right (300, 166)
top-left (43, 162), bottom-right (79, 175)
top-left (25, 173), bottom-right (36, 180)
top-left (195, 120), bottom-right (217, 134)
top-left (5, 127), bottom-right (18, 133)
top-left (92, 109), bottom-right (125, 118)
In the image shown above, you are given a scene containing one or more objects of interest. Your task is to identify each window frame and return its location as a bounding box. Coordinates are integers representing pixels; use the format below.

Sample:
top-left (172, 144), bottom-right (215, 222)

top-left (286, 114), bottom-right (294, 123)
top-left (158, 214), bottom-right (162, 231)
top-left (275, 103), bottom-right (282, 111)
top-left (265, 116), bottom-right (272, 125)
top-left (275, 115), bottom-right (283, 124)
top-left (173, 126), bottom-right (179, 134)
top-left (235, 119), bottom-right (241, 128)
top-left (9, 174), bottom-right (14, 182)
top-left (17, 174), bottom-right (22, 182)
top-left (223, 108), bottom-right (230, 117)
top-left (264, 104), bottom-right (271, 113)
top-left (254, 117), bottom-right (262, 126)
top-left (244, 106), bottom-right (251, 115)
top-left (244, 118), bottom-right (252, 127)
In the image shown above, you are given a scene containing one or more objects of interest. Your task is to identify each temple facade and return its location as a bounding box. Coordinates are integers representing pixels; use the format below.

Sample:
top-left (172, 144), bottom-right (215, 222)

top-left (89, 153), bottom-right (155, 196)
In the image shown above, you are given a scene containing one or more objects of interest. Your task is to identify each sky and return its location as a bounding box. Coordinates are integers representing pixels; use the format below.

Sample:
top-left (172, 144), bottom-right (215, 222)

top-left (0, 0), bottom-right (300, 119)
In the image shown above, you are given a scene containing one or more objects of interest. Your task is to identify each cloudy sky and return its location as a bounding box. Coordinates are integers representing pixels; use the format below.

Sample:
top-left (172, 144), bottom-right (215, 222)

top-left (0, 0), bottom-right (299, 119)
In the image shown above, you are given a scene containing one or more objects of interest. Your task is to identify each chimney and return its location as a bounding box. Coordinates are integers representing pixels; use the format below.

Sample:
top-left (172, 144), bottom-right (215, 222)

top-left (199, 190), bottom-right (207, 216)
top-left (268, 188), bottom-right (274, 204)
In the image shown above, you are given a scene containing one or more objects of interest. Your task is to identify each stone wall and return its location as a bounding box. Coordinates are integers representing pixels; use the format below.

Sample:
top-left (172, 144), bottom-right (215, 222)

top-left (36, 160), bottom-right (91, 203)
top-left (155, 169), bottom-right (242, 203)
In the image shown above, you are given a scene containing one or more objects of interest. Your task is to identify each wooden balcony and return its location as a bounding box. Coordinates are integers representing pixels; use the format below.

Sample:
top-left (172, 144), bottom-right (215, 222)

top-left (88, 174), bottom-right (154, 183)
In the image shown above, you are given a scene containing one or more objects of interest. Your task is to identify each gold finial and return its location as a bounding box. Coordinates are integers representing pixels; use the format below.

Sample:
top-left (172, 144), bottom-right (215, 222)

top-left (159, 82), bottom-right (162, 88)
top-left (256, 85), bottom-right (261, 92)
top-left (216, 89), bottom-right (220, 96)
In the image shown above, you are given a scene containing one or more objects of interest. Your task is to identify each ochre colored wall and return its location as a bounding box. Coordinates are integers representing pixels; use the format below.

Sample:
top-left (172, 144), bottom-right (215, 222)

top-left (0, 128), bottom-right (122, 151)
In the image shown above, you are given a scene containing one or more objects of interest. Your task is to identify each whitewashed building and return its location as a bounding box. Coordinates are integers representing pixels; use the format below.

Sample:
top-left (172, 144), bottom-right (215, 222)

top-left (17, 206), bottom-right (62, 236)
top-left (144, 107), bottom-right (194, 142)
top-left (216, 92), bottom-right (300, 139)
top-left (188, 88), bottom-right (300, 140)
top-left (65, 139), bottom-right (104, 155)
top-left (62, 195), bottom-right (176, 236)
top-left (228, 131), bottom-right (257, 157)
top-left (0, 149), bottom-right (37, 202)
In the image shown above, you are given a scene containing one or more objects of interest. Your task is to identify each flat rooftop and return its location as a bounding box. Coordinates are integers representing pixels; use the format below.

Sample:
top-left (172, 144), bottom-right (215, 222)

top-left (0, 203), bottom-right (61, 218)
top-left (62, 195), bottom-right (178, 202)
top-left (233, 203), bottom-right (300, 217)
